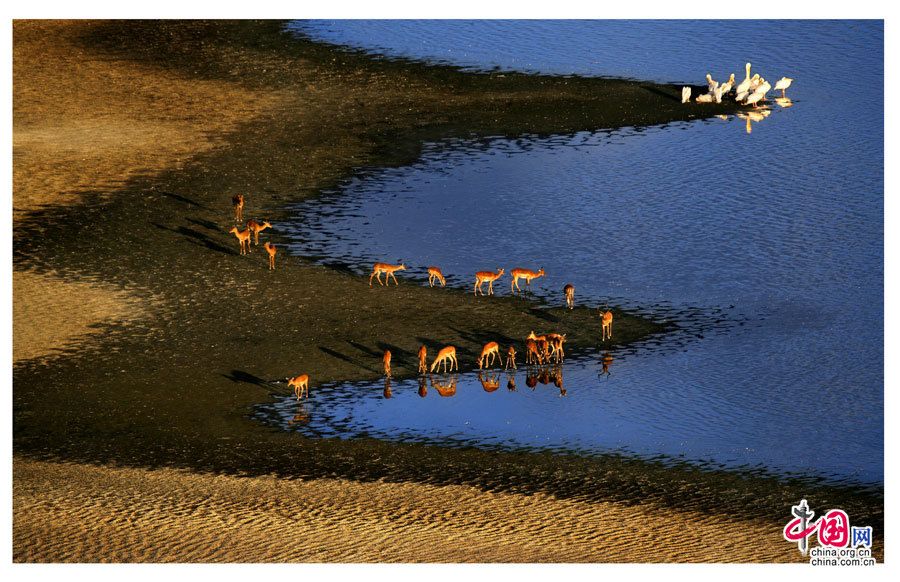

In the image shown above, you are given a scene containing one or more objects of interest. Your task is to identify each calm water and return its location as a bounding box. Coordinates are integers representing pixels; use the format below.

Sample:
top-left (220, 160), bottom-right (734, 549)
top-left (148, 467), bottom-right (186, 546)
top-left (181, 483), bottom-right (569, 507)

top-left (264, 21), bottom-right (884, 488)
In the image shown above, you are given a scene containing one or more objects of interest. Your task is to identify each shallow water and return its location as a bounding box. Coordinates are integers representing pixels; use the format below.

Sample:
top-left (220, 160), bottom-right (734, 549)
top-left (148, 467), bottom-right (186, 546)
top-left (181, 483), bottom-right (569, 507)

top-left (268, 20), bottom-right (884, 488)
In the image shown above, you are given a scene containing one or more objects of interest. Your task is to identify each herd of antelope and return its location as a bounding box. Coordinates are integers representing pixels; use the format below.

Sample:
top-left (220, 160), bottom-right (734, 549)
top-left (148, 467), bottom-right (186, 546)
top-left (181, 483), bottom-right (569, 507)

top-left (227, 194), bottom-right (615, 401)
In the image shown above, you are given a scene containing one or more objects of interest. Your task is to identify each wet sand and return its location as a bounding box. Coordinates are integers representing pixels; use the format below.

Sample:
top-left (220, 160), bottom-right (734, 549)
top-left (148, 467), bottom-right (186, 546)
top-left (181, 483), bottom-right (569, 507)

top-left (12, 21), bottom-right (882, 563)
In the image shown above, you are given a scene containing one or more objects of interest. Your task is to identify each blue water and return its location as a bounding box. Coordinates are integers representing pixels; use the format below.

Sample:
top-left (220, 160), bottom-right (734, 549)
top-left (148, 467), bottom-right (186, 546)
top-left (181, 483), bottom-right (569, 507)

top-left (268, 20), bottom-right (884, 488)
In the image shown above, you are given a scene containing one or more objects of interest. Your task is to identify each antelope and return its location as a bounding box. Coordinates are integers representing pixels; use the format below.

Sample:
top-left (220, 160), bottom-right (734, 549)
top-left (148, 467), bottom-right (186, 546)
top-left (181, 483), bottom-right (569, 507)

top-left (229, 226), bottom-right (251, 255)
top-left (525, 338), bottom-right (543, 365)
top-left (527, 331), bottom-right (551, 363)
top-left (417, 345), bottom-right (428, 374)
top-left (431, 374), bottom-right (457, 397)
top-left (288, 374), bottom-right (309, 399)
top-left (546, 333), bottom-right (567, 363)
top-left (564, 284), bottom-right (575, 309)
top-left (600, 309), bottom-right (614, 341)
top-left (232, 194), bottom-right (244, 222)
top-left (478, 371), bottom-right (501, 393)
top-left (427, 266), bottom-right (446, 287)
top-left (505, 345), bottom-right (517, 370)
top-left (510, 267), bottom-right (545, 293)
top-left (383, 377), bottom-right (393, 399)
top-left (383, 349), bottom-right (392, 378)
top-left (478, 341), bottom-right (501, 369)
top-left (247, 219), bottom-right (272, 245)
top-left (430, 346), bottom-right (458, 373)
top-left (474, 268), bottom-right (504, 296)
top-left (264, 242), bottom-right (277, 270)
top-left (369, 262), bottom-right (407, 286)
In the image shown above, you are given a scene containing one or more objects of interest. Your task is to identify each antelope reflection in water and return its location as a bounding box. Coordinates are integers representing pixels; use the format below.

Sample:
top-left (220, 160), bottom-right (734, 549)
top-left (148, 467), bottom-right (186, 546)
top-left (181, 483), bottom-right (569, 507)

top-left (418, 375), bottom-right (428, 398)
top-left (287, 402), bottom-right (310, 426)
top-left (523, 365), bottom-right (566, 396)
top-left (478, 370), bottom-right (501, 392)
top-left (383, 377), bottom-right (393, 399)
top-left (506, 372), bottom-right (517, 392)
top-left (599, 351), bottom-right (614, 379)
top-left (430, 374), bottom-right (458, 397)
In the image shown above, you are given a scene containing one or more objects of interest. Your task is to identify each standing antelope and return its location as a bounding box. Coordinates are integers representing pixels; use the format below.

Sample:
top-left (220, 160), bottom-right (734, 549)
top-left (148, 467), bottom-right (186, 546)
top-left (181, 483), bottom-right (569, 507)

top-left (232, 194), bottom-right (244, 222)
top-left (247, 219), bottom-right (272, 245)
top-left (477, 341), bottom-right (501, 369)
top-left (288, 374), bottom-right (309, 399)
top-left (264, 242), bottom-right (277, 270)
top-left (600, 309), bottom-right (614, 341)
top-left (546, 333), bottom-right (567, 363)
top-left (505, 345), bottom-right (517, 370)
top-left (427, 266), bottom-right (446, 287)
top-left (383, 349), bottom-right (392, 378)
top-left (229, 226), bottom-right (251, 255)
top-left (369, 262), bottom-right (407, 286)
top-left (474, 268), bottom-right (504, 296)
top-left (564, 284), bottom-right (575, 309)
top-left (511, 267), bottom-right (545, 293)
top-left (417, 345), bottom-right (428, 374)
top-left (430, 346), bottom-right (458, 373)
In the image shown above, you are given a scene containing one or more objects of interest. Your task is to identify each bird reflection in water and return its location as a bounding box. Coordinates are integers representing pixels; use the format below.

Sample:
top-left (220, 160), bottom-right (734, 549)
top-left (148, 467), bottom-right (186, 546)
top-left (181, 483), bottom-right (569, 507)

top-left (478, 370), bottom-right (501, 392)
top-left (383, 377), bottom-right (392, 399)
top-left (736, 108), bottom-right (771, 134)
top-left (430, 374), bottom-right (458, 397)
top-left (775, 97), bottom-right (793, 108)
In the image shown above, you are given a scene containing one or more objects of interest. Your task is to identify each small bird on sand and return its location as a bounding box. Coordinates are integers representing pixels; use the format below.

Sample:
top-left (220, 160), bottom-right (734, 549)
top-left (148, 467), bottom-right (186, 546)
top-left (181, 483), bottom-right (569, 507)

top-left (774, 77), bottom-right (794, 97)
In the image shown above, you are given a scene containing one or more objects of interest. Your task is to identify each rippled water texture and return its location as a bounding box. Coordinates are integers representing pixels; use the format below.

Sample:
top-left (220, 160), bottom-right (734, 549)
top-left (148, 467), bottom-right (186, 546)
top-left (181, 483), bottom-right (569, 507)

top-left (271, 20), bottom-right (884, 487)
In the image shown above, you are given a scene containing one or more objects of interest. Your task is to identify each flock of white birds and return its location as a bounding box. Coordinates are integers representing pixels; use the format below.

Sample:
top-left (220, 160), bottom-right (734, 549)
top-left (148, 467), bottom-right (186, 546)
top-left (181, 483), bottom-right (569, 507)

top-left (682, 62), bottom-right (793, 108)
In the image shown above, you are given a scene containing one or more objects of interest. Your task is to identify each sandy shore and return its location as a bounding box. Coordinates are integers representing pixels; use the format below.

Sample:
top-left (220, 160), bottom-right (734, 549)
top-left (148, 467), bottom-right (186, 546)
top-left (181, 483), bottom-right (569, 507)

top-left (12, 21), bottom-right (882, 563)
top-left (14, 457), bottom-right (808, 563)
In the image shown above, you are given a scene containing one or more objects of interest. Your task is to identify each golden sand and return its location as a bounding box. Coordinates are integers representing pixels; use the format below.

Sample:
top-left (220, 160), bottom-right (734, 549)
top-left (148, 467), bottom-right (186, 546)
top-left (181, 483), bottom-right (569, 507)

top-left (14, 457), bottom-right (805, 563)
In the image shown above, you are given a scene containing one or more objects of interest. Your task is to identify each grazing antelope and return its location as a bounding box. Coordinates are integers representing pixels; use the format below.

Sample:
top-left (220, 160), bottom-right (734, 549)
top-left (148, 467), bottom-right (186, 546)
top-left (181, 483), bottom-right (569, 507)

top-left (418, 345), bottom-right (428, 374)
top-left (418, 376), bottom-right (428, 398)
top-left (564, 284), bottom-right (575, 309)
top-left (474, 268), bottom-right (504, 296)
top-left (229, 226), bottom-right (251, 255)
top-left (505, 345), bottom-right (517, 370)
top-left (478, 341), bottom-right (501, 369)
top-left (232, 194), bottom-right (244, 222)
top-left (546, 333), bottom-right (567, 363)
top-left (288, 374), bottom-right (309, 399)
top-left (478, 371), bottom-right (501, 393)
top-left (264, 242), bottom-right (277, 270)
top-left (430, 346), bottom-right (458, 373)
top-left (247, 219), bottom-right (272, 245)
top-left (369, 262), bottom-right (407, 286)
top-left (427, 266), bottom-right (446, 287)
top-left (600, 309), bottom-right (614, 341)
top-left (383, 377), bottom-right (393, 399)
top-left (527, 331), bottom-right (551, 363)
top-left (431, 374), bottom-right (457, 397)
top-left (383, 349), bottom-right (392, 378)
top-left (525, 338), bottom-right (543, 365)
top-left (510, 267), bottom-right (545, 293)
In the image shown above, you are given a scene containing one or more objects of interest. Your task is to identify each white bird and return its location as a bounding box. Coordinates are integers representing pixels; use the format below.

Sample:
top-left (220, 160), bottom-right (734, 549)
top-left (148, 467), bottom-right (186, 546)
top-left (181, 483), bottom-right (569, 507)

top-left (706, 73), bottom-right (719, 93)
top-left (753, 79), bottom-right (771, 102)
top-left (774, 77), bottom-right (793, 97)
top-left (695, 93), bottom-right (714, 103)
top-left (748, 74), bottom-right (762, 92)
top-left (735, 63), bottom-right (753, 95)
top-left (736, 90), bottom-right (750, 103)
top-left (682, 86), bottom-right (691, 104)
top-left (745, 92), bottom-right (764, 108)
top-left (719, 73), bottom-right (736, 95)
top-left (714, 85), bottom-right (725, 103)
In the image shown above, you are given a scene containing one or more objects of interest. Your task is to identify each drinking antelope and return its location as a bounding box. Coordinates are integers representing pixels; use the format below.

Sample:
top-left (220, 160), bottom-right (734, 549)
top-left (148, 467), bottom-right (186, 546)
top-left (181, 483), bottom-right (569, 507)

top-left (430, 346), bottom-right (458, 373)
top-left (511, 267), bottom-right (545, 293)
top-left (474, 268), bottom-right (504, 296)
top-left (525, 338), bottom-right (543, 365)
top-left (427, 266), bottom-right (446, 287)
top-left (564, 284), bottom-right (575, 309)
top-left (369, 262), bottom-right (407, 286)
top-left (264, 242), bottom-right (277, 270)
top-left (505, 345), bottom-right (517, 370)
top-left (247, 219), bottom-right (272, 245)
top-left (229, 226), bottom-right (251, 255)
top-left (477, 341), bottom-right (501, 369)
top-left (288, 374), bottom-right (309, 399)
